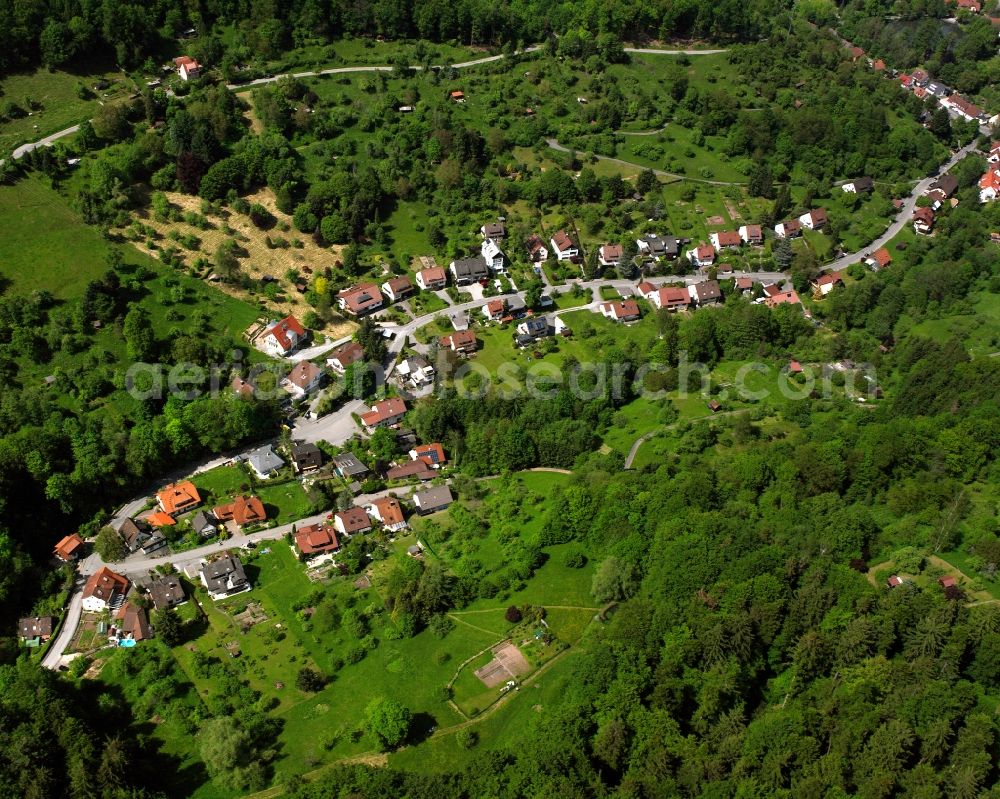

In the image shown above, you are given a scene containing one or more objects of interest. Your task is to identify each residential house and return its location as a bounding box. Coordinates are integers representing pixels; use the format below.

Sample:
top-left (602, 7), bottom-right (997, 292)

top-left (594, 243), bottom-right (622, 269)
top-left (848, 45), bottom-right (864, 60)
top-left (112, 602), bottom-right (151, 642)
top-left (866, 248), bottom-right (892, 270)
top-left (735, 277), bottom-right (753, 293)
top-left (600, 300), bottom-right (641, 322)
top-left (765, 289), bottom-right (802, 308)
top-left (872, 58), bottom-right (886, 72)
top-left (381, 276), bottom-right (414, 303)
top-left (53, 533), bottom-right (85, 562)
top-left (788, 360), bottom-right (803, 374)
top-left (926, 80), bottom-right (950, 98)
top-left (525, 235), bottom-right (548, 262)
top-left (174, 55), bottom-right (202, 81)
top-left (213, 495), bottom-right (267, 528)
top-left (550, 230), bottom-right (579, 261)
top-left (117, 518), bottom-right (166, 555)
top-left (943, 93), bottom-right (983, 121)
top-left (811, 271), bottom-right (844, 297)
top-left (709, 231), bottom-right (742, 251)
top-left (635, 281), bottom-right (656, 299)
top-left (416, 266), bottom-right (447, 290)
top-left (82, 566), bottom-right (129, 612)
top-left (913, 206), bottom-right (935, 234)
top-left (649, 286), bottom-right (691, 312)
top-left (929, 174), bottom-right (958, 199)
top-left (450, 254), bottom-right (490, 285)
top-left (332, 452), bottom-right (371, 481)
top-left (481, 221), bottom-right (506, 240)
top-left (798, 209), bottom-right (828, 230)
top-left (157, 481), bottom-right (201, 517)
top-left (360, 398), bottom-right (407, 431)
top-left (285, 360), bottom-right (323, 397)
top-left (687, 243), bottom-right (716, 267)
top-left (413, 486), bottom-right (454, 515)
top-left (327, 341), bottom-right (365, 373)
top-left (482, 298), bottom-right (507, 322)
top-left (294, 523), bottom-right (340, 556)
top-left (261, 315), bottom-right (306, 357)
top-left (980, 168), bottom-right (1000, 203)
top-left (148, 576), bottom-right (186, 610)
top-left (147, 511), bottom-right (177, 528)
top-left (19, 616), bottom-right (53, 642)
top-left (291, 441), bottom-right (323, 473)
top-left (192, 510), bottom-right (219, 537)
top-left (397, 356), bottom-right (435, 387)
top-left (738, 225), bottom-right (764, 245)
top-left (636, 234), bottom-right (679, 260)
top-left (911, 68), bottom-right (929, 87)
top-left (231, 375), bottom-right (255, 397)
top-left (410, 443), bottom-right (446, 468)
top-left (988, 142), bottom-right (1000, 163)
top-left (842, 177), bottom-right (874, 193)
top-left (956, 0), bottom-right (982, 12)
top-left (333, 507), bottom-right (373, 536)
top-left (689, 280), bottom-right (723, 306)
top-left (386, 460), bottom-right (435, 481)
top-left (199, 554), bottom-right (251, 600)
top-left (367, 497), bottom-right (408, 532)
top-left (449, 90), bottom-right (465, 102)
top-left (762, 283), bottom-right (784, 299)
top-left (774, 219), bottom-right (802, 238)
top-left (439, 330), bottom-right (478, 353)
top-left (481, 238), bottom-right (507, 272)
top-left (516, 316), bottom-right (550, 342)
top-left (247, 445), bottom-right (284, 479)
top-left (337, 283), bottom-right (384, 316)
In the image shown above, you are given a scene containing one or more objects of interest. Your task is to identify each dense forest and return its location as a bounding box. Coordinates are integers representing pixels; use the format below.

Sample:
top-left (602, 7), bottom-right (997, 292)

top-left (0, 0), bottom-right (791, 75)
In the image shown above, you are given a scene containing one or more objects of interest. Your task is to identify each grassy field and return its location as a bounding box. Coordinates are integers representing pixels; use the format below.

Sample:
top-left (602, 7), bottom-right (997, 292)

top-left (904, 291), bottom-right (1000, 357)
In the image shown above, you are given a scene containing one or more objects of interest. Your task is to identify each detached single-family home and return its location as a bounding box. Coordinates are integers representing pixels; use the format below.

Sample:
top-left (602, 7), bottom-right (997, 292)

top-left (956, 0), bottom-right (982, 12)
top-left (911, 68), bottom-right (929, 87)
top-left (774, 219), bottom-right (802, 238)
top-left (174, 55), bottom-right (202, 81)
top-left (482, 298), bottom-right (507, 322)
top-left (687, 244), bottom-right (716, 267)
top-left (192, 510), bottom-right (219, 537)
top-left (481, 239), bottom-right (506, 272)
top-left (333, 507), bottom-right (372, 537)
top-left (449, 90), bottom-right (465, 102)
top-left (332, 452), bottom-right (370, 481)
top-left (649, 286), bottom-right (691, 312)
top-left (811, 271), bottom-right (844, 297)
top-left (410, 443), bottom-right (446, 468)
top-left (397, 356), bottom-right (435, 387)
top-left (199, 554), bottom-right (251, 600)
top-left (929, 175), bottom-right (958, 200)
top-left (360, 398), bottom-right (407, 431)
top-left (842, 177), bottom-right (874, 194)
top-left (525, 235), bottom-right (548, 262)
top-left (213, 495), bottom-right (267, 528)
top-left (926, 80), bottom-right (950, 98)
top-left (386, 460), bottom-right (435, 481)
top-left (765, 289), bottom-right (802, 308)
top-left (261, 315), bottom-right (306, 356)
top-left (980, 169), bottom-right (1000, 203)
top-left (738, 225), bottom-right (764, 245)
top-left (366, 497), bottom-right (408, 531)
top-left (231, 375), bottom-right (255, 397)
top-left (247, 445), bottom-right (284, 479)
top-left (19, 616), bottom-right (53, 642)
top-left (988, 142), bottom-right (1000, 163)
top-left (413, 486), bottom-right (454, 515)
top-left (117, 518), bottom-right (166, 556)
top-left (866, 248), bottom-right (892, 270)
top-left (913, 206), bottom-right (935, 234)
top-left (709, 231), bottom-right (742, 251)
top-left (450, 254), bottom-right (491, 285)
top-left (600, 300), bottom-right (641, 322)
top-left (636, 234), bottom-right (679, 260)
top-left (416, 266), bottom-right (447, 290)
top-left (599, 244), bottom-right (623, 268)
top-left (157, 481), bottom-right (202, 517)
top-left (516, 316), bottom-right (549, 342)
top-left (550, 230), bottom-right (579, 261)
top-left (337, 283), bottom-right (384, 316)
top-left (111, 602), bottom-right (151, 643)
top-left (439, 330), bottom-right (478, 353)
top-left (381, 276), bottom-right (414, 303)
top-left (53, 533), bottom-right (85, 562)
top-left (798, 209), bottom-right (828, 230)
top-left (148, 575), bottom-right (186, 610)
top-left (294, 523), bottom-right (340, 556)
top-left (327, 341), bottom-right (365, 373)
top-left (689, 280), bottom-right (723, 306)
top-left (82, 566), bottom-right (129, 612)
top-left (291, 441), bottom-right (323, 473)
top-left (481, 221), bottom-right (506, 240)
top-left (735, 277), bottom-right (753, 293)
top-left (285, 360), bottom-right (323, 396)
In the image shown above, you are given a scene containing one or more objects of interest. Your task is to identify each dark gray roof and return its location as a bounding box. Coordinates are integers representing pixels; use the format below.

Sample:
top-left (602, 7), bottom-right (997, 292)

top-left (931, 175), bottom-right (958, 197)
top-left (149, 576), bottom-right (186, 610)
top-left (451, 255), bottom-right (490, 279)
top-left (413, 485), bottom-right (453, 510)
top-left (522, 317), bottom-right (548, 335)
top-left (200, 555), bottom-right (249, 594)
top-left (192, 511), bottom-right (217, 534)
top-left (333, 453), bottom-right (370, 477)
top-left (291, 441), bottom-right (323, 469)
top-left (851, 177), bottom-right (874, 191)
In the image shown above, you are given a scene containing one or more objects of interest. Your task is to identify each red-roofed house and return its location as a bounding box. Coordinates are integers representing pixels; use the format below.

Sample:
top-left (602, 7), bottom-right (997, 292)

top-left (943, 94), bottom-right (983, 121)
top-left (765, 289), bottom-right (802, 308)
top-left (980, 169), bottom-right (1000, 203)
top-left (416, 267), bottom-right (447, 290)
top-left (82, 566), bottom-right (129, 612)
top-left (482, 298), bottom-right (507, 321)
top-left (366, 497), bottom-right (408, 531)
top-left (774, 219), bottom-right (802, 238)
top-left (866, 248), bottom-right (892, 270)
top-left (848, 45), bottom-right (865, 60)
top-left (360, 398), bottom-right (407, 431)
top-left (636, 281), bottom-right (656, 298)
top-left (710, 231), bottom-right (742, 250)
top-left (213, 495), bottom-right (267, 528)
top-left (598, 244), bottom-right (623, 267)
top-left (913, 206), bottom-right (935, 234)
top-left (811, 271), bottom-right (844, 297)
top-left (381, 276), bottom-right (414, 303)
top-left (550, 230), bottom-right (578, 261)
top-left (261, 315), bottom-right (306, 356)
top-left (956, 0), bottom-right (982, 12)
top-left (410, 443), bottom-right (446, 468)
top-left (294, 523), bottom-right (340, 556)
top-left (174, 55), bottom-right (202, 81)
top-left (54, 533), bottom-right (85, 562)
top-left (285, 360), bottom-right (323, 396)
top-left (333, 507), bottom-right (372, 537)
top-left (798, 209), bottom-right (828, 230)
top-left (738, 224), bottom-right (764, 245)
top-left (157, 481), bottom-right (202, 516)
top-left (440, 330), bottom-right (478, 353)
top-left (600, 299), bottom-right (641, 322)
top-left (327, 341), bottom-right (365, 373)
top-left (649, 286), bottom-right (691, 312)
top-left (873, 59), bottom-right (886, 72)
top-left (789, 360), bottom-right (803, 374)
top-left (337, 284), bottom-right (384, 316)
top-left (687, 243), bottom-right (716, 267)
top-left (525, 235), bottom-right (548, 262)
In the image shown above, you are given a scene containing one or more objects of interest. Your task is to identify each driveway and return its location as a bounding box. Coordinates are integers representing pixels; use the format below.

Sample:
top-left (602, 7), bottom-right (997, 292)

top-left (41, 586), bottom-right (83, 670)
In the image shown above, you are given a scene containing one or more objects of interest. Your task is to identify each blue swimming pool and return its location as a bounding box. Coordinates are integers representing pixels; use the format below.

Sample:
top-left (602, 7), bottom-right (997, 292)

top-left (118, 638), bottom-right (136, 648)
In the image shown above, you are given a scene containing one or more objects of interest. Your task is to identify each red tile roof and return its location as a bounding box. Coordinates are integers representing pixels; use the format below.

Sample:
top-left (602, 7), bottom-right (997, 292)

top-left (551, 230), bottom-right (574, 251)
top-left (440, 330), bottom-right (478, 352)
top-left (83, 566), bottom-right (129, 603)
top-left (266, 315), bottom-right (305, 352)
top-left (329, 341), bottom-right (364, 368)
top-left (370, 497), bottom-right (405, 527)
top-left (715, 231), bottom-right (741, 247)
top-left (418, 266), bottom-right (447, 285)
top-left (871, 248), bottom-right (892, 268)
top-left (411, 443), bottom-right (446, 466)
top-left (53, 533), bottom-right (84, 560)
top-left (213, 495), bottom-right (266, 527)
top-left (295, 523), bottom-right (340, 554)
top-left (602, 299), bottom-right (640, 320)
top-left (287, 360), bottom-right (322, 389)
top-left (765, 289), bottom-right (801, 308)
top-left (333, 508), bottom-right (371, 535)
top-left (360, 398), bottom-right (407, 427)
top-left (157, 481), bottom-right (201, 515)
top-left (147, 511), bottom-right (177, 527)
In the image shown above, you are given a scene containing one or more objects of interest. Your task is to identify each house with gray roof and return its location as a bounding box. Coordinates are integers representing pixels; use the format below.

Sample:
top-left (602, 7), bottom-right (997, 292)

top-left (199, 554), bottom-right (251, 600)
top-left (332, 452), bottom-right (371, 479)
top-left (192, 510), bottom-right (218, 537)
top-left (449, 255), bottom-right (490, 285)
top-left (412, 485), bottom-right (454, 515)
top-left (247, 445), bottom-right (284, 479)
top-left (148, 575), bottom-right (187, 610)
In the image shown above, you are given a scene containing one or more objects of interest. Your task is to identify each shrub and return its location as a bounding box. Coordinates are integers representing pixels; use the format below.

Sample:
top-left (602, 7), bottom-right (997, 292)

top-left (505, 606), bottom-right (523, 624)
